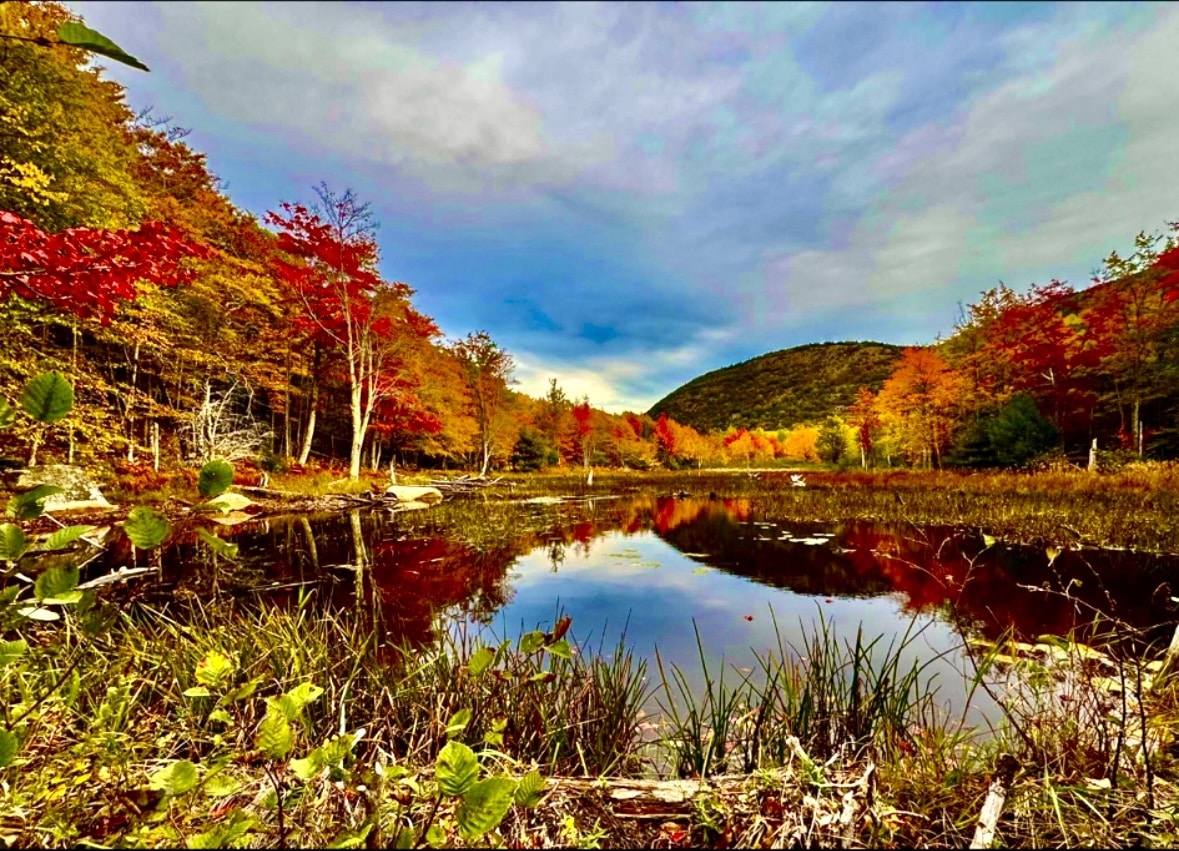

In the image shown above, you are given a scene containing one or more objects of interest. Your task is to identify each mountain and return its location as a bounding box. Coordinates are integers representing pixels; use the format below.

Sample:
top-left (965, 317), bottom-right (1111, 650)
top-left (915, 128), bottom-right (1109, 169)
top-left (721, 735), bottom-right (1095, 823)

top-left (648, 341), bottom-right (904, 433)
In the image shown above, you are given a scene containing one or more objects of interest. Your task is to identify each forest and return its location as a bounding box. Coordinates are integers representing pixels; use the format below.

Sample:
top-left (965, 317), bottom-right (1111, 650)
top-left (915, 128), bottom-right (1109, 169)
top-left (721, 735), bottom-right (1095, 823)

top-left (3, 2), bottom-right (1179, 487)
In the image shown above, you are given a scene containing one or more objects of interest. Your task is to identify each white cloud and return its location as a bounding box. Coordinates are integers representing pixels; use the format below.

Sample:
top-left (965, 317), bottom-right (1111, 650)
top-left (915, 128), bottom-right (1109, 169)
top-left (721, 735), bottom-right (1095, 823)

top-left (761, 6), bottom-right (1179, 323)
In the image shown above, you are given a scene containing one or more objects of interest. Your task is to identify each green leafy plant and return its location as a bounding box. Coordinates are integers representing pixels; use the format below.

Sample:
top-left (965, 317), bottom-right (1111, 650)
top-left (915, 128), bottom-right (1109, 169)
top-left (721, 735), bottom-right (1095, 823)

top-left (197, 459), bottom-right (234, 498)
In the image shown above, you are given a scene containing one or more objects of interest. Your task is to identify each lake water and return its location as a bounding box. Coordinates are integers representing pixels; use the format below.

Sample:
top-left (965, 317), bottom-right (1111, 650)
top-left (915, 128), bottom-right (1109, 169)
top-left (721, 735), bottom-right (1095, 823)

top-left (98, 494), bottom-right (1179, 729)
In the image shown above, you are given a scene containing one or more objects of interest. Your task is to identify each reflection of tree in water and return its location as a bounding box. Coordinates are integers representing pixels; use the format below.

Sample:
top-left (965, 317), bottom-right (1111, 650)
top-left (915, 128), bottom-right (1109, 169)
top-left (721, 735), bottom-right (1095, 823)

top-left (111, 495), bottom-right (1179, 654)
top-left (653, 498), bottom-right (1179, 644)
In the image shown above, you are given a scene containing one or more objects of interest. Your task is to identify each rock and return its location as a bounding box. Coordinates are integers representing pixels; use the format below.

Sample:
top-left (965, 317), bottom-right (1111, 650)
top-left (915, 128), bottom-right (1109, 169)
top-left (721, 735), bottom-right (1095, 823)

top-left (384, 485), bottom-right (443, 504)
top-left (15, 464), bottom-right (114, 513)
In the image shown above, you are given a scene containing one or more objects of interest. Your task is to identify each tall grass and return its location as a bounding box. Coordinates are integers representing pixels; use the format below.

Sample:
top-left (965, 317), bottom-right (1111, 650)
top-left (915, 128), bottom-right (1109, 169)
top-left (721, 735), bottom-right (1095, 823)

top-left (655, 610), bottom-right (949, 778)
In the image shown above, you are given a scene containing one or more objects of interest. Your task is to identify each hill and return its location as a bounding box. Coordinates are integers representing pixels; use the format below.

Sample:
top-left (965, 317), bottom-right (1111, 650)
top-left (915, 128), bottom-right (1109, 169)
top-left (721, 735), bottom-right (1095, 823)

top-left (647, 341), bottom-right (904, 432)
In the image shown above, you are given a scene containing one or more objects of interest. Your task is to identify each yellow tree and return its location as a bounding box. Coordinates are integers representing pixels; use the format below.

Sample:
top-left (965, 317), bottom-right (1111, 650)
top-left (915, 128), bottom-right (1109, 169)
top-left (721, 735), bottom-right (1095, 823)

top-left (875, 347), bottom-right (965, 468)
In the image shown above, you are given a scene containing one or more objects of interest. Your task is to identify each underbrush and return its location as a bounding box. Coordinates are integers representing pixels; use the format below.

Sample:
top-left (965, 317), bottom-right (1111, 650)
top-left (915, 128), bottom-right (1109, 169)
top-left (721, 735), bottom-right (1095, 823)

top-left (3, 582), bottom-right (1179, 847)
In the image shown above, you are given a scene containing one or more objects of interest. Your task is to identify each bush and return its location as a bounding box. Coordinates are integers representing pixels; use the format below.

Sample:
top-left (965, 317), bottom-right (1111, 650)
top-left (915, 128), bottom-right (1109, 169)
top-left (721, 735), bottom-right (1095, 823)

top-left (949, 395), bottom-right (1058, 469)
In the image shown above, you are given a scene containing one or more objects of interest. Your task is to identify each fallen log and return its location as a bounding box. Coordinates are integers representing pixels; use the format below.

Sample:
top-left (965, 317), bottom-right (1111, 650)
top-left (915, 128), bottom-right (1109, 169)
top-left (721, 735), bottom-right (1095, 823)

top-left (970, 753), bottom-right (1018, 849)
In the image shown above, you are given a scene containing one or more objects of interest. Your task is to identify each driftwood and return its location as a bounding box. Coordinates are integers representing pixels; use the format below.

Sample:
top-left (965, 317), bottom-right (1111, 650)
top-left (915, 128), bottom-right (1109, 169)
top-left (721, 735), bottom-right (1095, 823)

top-left (970, 753), bottom-right (1019, 849)
top-left (547, 773), bottom-right (779, 819)
top-left (428, 475), bottom-right (508, 495)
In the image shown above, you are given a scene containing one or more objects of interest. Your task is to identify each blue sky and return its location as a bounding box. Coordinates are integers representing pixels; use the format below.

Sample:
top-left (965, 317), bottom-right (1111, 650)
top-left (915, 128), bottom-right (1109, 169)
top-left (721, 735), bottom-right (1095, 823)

top-left (71, 1), bottom-right (1179, 413)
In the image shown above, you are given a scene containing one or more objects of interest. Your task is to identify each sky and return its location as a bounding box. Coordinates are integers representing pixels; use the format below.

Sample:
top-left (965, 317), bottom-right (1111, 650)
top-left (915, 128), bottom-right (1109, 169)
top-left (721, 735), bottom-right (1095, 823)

top-left (70, 1), bottom-right (1179, 413)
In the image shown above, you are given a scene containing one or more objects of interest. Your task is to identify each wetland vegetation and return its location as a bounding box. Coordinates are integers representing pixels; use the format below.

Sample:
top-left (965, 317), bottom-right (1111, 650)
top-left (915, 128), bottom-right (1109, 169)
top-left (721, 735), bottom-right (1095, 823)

top-left (4, 464), bottom-right (1179, 848)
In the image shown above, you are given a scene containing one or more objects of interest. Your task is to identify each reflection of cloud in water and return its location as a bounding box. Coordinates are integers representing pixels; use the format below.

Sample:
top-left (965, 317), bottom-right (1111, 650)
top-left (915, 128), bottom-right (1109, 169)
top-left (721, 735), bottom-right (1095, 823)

top-left (491, 527), bottom-right (993, 728)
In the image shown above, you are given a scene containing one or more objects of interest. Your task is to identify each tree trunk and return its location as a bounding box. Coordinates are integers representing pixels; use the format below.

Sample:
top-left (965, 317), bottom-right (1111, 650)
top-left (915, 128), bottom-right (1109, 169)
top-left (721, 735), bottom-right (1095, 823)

top-left (283, 340), bottom-right (292, 458)
top-left (297, 346), bottom-right (320, 466)
top-left (480, 438), bottom-right (492, 477)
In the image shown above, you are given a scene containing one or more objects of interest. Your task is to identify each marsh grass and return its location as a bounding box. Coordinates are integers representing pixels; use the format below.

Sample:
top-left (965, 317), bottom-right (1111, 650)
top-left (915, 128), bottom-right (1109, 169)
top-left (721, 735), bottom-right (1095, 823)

top-left (655, 611), bottom-right (947, 779)
top-left (496, 464), bottom-right (1179, 552)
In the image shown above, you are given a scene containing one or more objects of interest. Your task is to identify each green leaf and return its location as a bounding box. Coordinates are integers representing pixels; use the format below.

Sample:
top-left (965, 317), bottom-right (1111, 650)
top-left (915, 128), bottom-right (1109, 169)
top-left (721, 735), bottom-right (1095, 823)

top-left (327, 825), bottom-right (373, 849)
top-left (514, 769), bottom-right (545, 808)
top-left (187, 809), bottom-right (257, 848)
top-left (290, 750), bottom-right (324, 781)
top-left (0, 728), bottom-right (18, 768)
top-left (284, 682), bottom-right (324, 714)
top-left (196, 528), bottom-right (239, 560)
top-left (457, 776), bottom-right (517, 839)
top-left (42, 525), bottom-right (95, 551)
top-left (149, 759), bottom-right (198, 795)
top-left (123, 506), bottom-right (169, 549)
top-left (221, 677), bottom-right (261, 704)
top-left (0, 524), bottom-right (27, 562)
top-left (0, 640), bottom-right (28, 666)
top-left (446, 707), bottom-right (472, 739)
top-left (34, 564), bottom-right (79, 602)
top-left (20, 371), bottom-right (74, 424)
top-left (435, 740), bottom-right (479, 798)
top-left (195, 650), bottom-right (235, 689)
top-left (545, 639), bottom-right (572, 660)
top-left (425, 824), bottom-right (447, 848)
top-left (518, 630), bottom-right (545, 655)
top-left (183, 686), bottom-right (212, 698)
top-left (468, 645), bottom-right (495, 678)
top-left (198, 459), bottom-right (234, 498)
top-left (56, 21), bottom-right (150, 71)
top-left (208, 709), bottom-right (233, 727)
top-left (320, 733), bottom-right (355, 767)
top-left (257, 712), bottom-right (293, 759)
top-left (0, 398), bottom-right (14, 430)
top-left (8, 485), bottom-right (63, 520)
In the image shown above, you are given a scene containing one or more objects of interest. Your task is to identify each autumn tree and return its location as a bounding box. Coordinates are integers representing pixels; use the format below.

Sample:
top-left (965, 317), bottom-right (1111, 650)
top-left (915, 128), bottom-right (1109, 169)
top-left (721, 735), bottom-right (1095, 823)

top-left (847, 387), bottom-right (880, 468)
top-left (450, 331), bottom-right (515, 476)
top-left (570, 395), bottom-right (596, 469)
top-left (1088, 226), bottom-right (1179, 454)
top-left (875, 347), bottom-right (964, 468)
top-left (267, 185), bottom-right (435, 479)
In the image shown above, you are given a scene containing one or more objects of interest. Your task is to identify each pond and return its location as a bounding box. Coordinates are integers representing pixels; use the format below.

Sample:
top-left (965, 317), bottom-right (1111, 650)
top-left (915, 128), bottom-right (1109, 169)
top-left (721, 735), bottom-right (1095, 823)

top-left (95, 494), bottom-right (1179, 730)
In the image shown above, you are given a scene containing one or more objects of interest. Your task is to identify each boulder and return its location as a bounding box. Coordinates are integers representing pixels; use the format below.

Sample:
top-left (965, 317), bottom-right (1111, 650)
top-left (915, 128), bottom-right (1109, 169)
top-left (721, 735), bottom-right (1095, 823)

top-left (15, 464), bottom-right (114, 513)
top-left (384, 485), bottom-right (444, 504)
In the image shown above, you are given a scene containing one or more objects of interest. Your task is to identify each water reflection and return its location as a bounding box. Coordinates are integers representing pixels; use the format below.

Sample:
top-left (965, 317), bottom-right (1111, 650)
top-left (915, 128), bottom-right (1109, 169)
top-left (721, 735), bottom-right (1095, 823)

top-left (106, 495), bottom-right (1179, 717)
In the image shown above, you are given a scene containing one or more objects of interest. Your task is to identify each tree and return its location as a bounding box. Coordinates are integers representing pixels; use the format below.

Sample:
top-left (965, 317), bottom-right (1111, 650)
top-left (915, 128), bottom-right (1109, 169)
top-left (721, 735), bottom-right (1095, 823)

top-left (536, 378), bottom-right (571, 464)
top-left (1088, 227), bottom-right (1179, 455)
top-left (0, 3), bottom-right (146, 231)
top-left (570, 396), bottom-right (596, 470)
top-left (875, 347), bottom-right (964, 468)
top-left (0, 211), bottom-right (204, 321)
top-left (948, 395), bottom-right (1057, 469)
top-left (450, 331), bottom-right (515, 476)
top-left (267, 186), bottom-right (436, 479)
top-left (847, 387), bottom-right (880, 468)
top-left (816, 416), bottom-right (847, 465)
top-left (510, 427), bottom-right (554, 471)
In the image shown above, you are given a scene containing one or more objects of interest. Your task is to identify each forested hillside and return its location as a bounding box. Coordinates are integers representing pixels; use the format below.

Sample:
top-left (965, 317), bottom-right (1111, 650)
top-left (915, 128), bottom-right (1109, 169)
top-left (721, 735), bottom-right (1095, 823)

top-left (648, 342), bottom-right (903, 432)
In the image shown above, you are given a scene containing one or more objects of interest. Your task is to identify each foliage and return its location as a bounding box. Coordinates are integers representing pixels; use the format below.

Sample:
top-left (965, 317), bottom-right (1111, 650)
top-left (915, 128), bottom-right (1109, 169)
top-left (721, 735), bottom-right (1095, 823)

top-left (511, 427), bottom-right (555, 471)
top-left (0, 210), bottom-right (204, 321)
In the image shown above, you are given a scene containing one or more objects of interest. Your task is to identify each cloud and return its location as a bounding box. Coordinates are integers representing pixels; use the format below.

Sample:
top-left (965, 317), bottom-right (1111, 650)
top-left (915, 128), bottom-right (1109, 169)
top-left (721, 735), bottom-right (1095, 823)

top-left (759, 5), bottom-right (1179, 329)
top-left (67, 0), bottom-right (1179, 412)
top-left (128, 3), bottom-right (550, 179)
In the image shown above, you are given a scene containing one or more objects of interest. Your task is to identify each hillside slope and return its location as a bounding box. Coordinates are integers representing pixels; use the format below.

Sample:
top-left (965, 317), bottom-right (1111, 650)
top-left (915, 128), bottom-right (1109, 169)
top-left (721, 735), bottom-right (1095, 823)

top-left (648, 341), bottom-right (903, 432)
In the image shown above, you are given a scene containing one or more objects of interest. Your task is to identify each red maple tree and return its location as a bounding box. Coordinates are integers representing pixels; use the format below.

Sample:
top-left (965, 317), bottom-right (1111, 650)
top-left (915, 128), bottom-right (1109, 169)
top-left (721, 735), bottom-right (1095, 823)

top-left (0, 210), bottom-right (206, 321)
